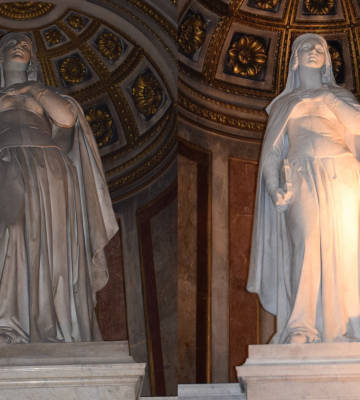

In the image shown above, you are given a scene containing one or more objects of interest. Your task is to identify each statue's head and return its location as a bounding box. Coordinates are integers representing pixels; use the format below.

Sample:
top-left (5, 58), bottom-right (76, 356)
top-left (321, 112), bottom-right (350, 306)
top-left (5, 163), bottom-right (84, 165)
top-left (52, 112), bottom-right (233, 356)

top-left (290, 33), bottom-right (332, 81)
top-left (265, 33), bottom-right (338, 114)
top-left (0, 33), bottom-right (37, 86)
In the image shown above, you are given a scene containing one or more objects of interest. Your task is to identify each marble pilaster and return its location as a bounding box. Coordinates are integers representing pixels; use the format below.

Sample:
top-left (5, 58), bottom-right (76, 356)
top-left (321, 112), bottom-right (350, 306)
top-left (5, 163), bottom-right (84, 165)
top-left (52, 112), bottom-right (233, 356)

top-left (179, 118), bottom-right (261, 382)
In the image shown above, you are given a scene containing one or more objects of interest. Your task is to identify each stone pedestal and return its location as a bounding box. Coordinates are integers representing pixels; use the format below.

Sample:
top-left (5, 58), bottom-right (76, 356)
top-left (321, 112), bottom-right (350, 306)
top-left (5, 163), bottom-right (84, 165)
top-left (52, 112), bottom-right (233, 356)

top-left (237, 343), bottom-right (360, 399)
top-left (178, 383), bottom-right (245, 399)
top-left (0, 340), bottom-right (145, 400)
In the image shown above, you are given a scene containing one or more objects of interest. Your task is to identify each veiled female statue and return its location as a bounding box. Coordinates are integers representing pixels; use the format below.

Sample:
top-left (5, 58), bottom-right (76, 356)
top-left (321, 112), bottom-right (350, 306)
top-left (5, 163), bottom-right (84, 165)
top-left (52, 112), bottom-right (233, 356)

top-left (0, 33), bottom-right (118, 344)
top-left (248, 33), bottom-right (360, 344)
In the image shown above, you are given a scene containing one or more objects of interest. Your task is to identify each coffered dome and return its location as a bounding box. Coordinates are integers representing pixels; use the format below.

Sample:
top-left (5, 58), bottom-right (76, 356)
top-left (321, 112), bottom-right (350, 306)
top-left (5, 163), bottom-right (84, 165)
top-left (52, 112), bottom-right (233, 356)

top-left (179, 0), bottom-right (360, 140)
top-left (0, 0), bottom-right (177, 201)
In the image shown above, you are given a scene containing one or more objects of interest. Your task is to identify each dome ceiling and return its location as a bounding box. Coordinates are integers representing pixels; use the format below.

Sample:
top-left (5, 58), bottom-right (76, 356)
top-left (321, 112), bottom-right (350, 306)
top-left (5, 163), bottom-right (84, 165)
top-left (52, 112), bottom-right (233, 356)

top-left (0, 0), bottom-right (177, 201)
top-left (179, 0), bottom-right (360, 140)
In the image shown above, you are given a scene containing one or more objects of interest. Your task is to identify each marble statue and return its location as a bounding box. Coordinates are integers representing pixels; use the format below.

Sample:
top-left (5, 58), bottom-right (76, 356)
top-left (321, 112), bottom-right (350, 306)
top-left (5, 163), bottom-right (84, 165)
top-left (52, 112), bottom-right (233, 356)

top-left (248, 33), bottom-right (360, 344)
top-left (0, 32), bottom-right (118, 344)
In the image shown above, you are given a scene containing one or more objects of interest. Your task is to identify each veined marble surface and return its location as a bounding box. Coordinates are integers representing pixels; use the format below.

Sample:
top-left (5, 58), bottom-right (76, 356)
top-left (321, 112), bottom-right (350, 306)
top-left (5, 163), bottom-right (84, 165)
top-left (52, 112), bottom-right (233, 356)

top-left (238, 342), bottom-right (360, 399)
top-left (178, 383), bottom-right (244, 399)
top-left (0, 341), bottom-right (146, 400)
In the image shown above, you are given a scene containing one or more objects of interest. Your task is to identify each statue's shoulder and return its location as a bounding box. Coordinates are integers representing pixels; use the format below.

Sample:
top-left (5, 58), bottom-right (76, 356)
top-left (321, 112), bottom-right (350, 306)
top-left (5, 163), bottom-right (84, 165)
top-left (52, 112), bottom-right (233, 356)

top-left (331, 86), bottom-right (357, 102)
top-left (268, 92), bottom-right (297, 116)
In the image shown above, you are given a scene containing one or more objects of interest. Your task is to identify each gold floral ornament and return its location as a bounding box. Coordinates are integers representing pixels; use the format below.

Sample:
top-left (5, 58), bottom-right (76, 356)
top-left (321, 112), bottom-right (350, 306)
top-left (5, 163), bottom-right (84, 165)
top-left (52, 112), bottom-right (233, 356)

top-left (45, 28), bottom-right (62, 45)
top-left (60, 57), bottom-right (87, 84)
top-left (98, 32), bottom-right (123, 61)
top-left (0, 2), bottom-right (55, 20)
top-left (304, 0), bottom-right (334, 14)
top-left (328, 45), bottom-right (342, 79)
top-left (254, 0), bottom-right (281, 10)
top-left (85, 108), bottom-right (114, 148)
top-left (228, 35), bottom-right (267, 77)
top-left (179, 14), bottom-right (206, 55)
top-left (68, 13), bottom-right (85, 30)
top-left (132, 74), bottom-right (163, 117)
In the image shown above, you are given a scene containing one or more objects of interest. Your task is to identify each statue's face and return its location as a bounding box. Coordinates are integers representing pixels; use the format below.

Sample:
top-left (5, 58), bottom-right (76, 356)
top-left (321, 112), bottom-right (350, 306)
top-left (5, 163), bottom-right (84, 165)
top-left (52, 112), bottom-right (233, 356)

top-left (2, 34), bottom-right (31, 67)
top-left (297, 38), bottom-right (325, 69)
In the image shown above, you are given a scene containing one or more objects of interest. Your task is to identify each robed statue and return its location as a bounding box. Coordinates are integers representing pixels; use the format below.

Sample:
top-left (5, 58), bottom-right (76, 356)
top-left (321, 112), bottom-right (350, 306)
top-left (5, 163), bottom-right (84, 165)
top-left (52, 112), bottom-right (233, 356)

top-left (0, 32), bottom-right (118, 344)
top-left (248, 33), bottom-right (360, 344)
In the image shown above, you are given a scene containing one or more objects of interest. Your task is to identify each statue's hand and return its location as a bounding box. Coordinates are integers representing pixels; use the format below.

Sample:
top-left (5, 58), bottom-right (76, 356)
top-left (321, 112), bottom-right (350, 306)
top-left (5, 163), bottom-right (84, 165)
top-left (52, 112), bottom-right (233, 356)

top-left (3, 81), bottom-right (42, 96)
top-left (268, 186), bottom-right (291, 213)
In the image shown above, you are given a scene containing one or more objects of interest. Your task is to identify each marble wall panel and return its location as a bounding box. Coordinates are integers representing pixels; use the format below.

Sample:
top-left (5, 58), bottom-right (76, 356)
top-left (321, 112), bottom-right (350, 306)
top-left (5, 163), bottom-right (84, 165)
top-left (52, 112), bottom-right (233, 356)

top-left (137, 183), bottom-right (178, 396)
top-left (178, 138), bottom-right (212, 384)
top-left (151, 198), bottom-right (178, 396)
top-left (97, 229), bottom-right (128, 341)
top-left (178, 154), bottom-right (198, 384)
top-left (229, 158), bottom-right (259, 382)
top-left (179, 118), bottom-right (261, 382)
top-left (113, 158), bottom-right (177, 397)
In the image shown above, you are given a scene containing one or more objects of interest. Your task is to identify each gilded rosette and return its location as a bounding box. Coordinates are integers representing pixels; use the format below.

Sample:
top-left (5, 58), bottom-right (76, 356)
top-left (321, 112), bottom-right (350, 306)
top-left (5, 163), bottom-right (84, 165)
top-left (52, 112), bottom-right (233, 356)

top-left (254, 0), bottom-right (281, 10)
top-left (328, 45), bottom-right (342, 78)
top-left (228, 35), bottom-right (267, 77)
top-left (85, 108), bottom-right (114, 148)
top-left (68, 13), bottom-right (85, 30)
top-left (179, 14), bottom-right (206, 55)
top-left (304, 0), bottom-right (334, 14)
top-left (45, 28), bottom-right (62, 45)
top-left (132, 73), bottom-right (163, 117)
top-left (98, 32), bottom-right (122, 61)
top-left (60, 57), bottom-right (87, 84)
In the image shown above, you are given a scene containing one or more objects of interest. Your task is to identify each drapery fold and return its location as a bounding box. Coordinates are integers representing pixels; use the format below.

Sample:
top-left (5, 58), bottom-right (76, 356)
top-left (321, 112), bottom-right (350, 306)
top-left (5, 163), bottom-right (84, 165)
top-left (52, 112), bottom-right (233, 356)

top-left (0, 93), bottom-right (118, 343)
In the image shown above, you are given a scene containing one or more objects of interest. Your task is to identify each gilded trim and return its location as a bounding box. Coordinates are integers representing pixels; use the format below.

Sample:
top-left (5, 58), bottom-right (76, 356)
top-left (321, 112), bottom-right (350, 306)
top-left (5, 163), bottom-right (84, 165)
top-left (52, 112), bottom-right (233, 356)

top-left (99, 0), bottom-right (176, 63)
top-left (179, 113), bottom-right (263, 144)
top-left (179, 94), bottom-right (265, 132)
top-left (122, 0), bottom-right (177, 44)
top-left (0, 2), bottom-right (55, 20)
top-left (179, 78), bottom-right (267, 116)
top-left (104, 105), bottom-right (175, 171)
top-left (107, 116), bottom-right (177, 192)
top-left (111, 151), bottom-right (177, 203)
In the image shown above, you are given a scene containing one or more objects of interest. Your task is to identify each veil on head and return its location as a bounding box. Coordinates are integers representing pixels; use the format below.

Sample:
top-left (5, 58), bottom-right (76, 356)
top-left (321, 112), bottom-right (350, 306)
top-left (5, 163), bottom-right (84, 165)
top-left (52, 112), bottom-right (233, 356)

top-left (266, 33), bottom-right (339, 114)
top-left (0, 32), bottom-right (38, 87)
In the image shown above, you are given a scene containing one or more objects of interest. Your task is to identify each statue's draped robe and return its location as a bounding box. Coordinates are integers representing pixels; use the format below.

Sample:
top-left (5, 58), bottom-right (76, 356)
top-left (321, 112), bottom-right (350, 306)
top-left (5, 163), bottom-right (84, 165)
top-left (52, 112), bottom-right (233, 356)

top-left (248, 88), bottom-right (360, 344)
top-left (0, 92), bottom-right (118, 343)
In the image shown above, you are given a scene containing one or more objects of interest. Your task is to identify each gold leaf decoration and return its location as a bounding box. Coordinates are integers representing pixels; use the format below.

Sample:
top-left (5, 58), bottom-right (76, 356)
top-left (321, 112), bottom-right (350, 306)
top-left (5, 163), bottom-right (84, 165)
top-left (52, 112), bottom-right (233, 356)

top-left (98, 32), bottom-right (123, 61)
top-left (328, 45), bottom-right (342, 79)
top-left (60, 57), bottom-right (87, 84)
top-left (304, 0), bottom-right (334, 15)
top-left (68, 13), bottom-right (85, 30)
top-left (85, 107), bottom-right (114, 148)
top-left (132, 73), bottom-right (163, 117)
top-left (45, 28), bottom-right (62, 45)
top-left (0, 2), bottom-right (55, 20)
top-left (254, 0), bottom-right (281, 10)
top-left (179, 14), bottom-right (206, 55)
top-left (228, 35), bottom-right (267, 77)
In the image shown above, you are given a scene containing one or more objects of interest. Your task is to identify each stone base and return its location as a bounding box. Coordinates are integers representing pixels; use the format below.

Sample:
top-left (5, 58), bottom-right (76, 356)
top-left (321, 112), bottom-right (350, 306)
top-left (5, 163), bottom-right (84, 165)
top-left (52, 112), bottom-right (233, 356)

top-left (178, 383), bottom-right (244, 400)
top-left (236, 342), bottom-right (360, 399)
top-left (0, 341), bottom-right (145, 400)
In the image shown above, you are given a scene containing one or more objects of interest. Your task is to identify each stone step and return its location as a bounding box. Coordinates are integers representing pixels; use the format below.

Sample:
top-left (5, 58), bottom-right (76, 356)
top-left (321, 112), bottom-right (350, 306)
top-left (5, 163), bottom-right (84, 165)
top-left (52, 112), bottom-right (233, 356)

top-left (178, 383), bottom-right (245, 400)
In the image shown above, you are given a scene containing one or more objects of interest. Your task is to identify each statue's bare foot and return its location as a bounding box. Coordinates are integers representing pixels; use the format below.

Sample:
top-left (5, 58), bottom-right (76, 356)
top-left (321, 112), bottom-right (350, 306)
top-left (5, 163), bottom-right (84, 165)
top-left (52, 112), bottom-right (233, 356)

top-left (289, 333), bottom-right (309, 344)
